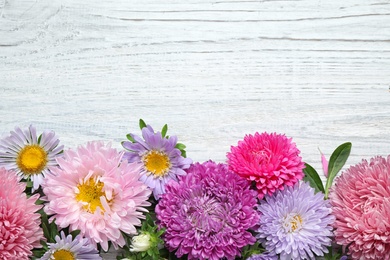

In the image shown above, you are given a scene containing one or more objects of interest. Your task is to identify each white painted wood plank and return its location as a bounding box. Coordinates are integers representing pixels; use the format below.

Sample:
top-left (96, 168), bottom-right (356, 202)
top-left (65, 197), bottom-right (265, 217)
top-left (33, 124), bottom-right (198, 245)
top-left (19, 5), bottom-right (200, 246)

top-left (1, 0), bottom-right (390, 259)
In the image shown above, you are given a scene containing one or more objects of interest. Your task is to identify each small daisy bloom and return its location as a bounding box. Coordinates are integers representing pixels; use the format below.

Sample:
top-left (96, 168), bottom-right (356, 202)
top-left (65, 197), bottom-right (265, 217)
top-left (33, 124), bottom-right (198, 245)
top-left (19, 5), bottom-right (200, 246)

top-left (42, 141), bottom-right (151, 251)
top-left (0, 125), bottom-right (63, 191)
top-left (40, 231), bottom-right (102, 260)
top-left (122, 125), bottom-right (192, 200)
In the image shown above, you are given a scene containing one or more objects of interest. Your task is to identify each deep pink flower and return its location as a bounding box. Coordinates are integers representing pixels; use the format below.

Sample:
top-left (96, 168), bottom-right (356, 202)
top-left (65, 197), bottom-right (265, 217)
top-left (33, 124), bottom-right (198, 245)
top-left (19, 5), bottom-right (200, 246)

top-left (42, 141), bottom-right (151, 251)
top-left (156, 161), bottom-right (259, 260)
top-left (227, 132), bottom-right (304, 199)
top-left (329, 155), bottom-right (390, 259)
top-left (0, 168), bottom-right (43, 259)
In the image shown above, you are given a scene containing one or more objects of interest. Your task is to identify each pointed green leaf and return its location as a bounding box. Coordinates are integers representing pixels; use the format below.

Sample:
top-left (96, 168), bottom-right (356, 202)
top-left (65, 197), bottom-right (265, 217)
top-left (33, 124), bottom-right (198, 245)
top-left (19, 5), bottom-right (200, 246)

top-left (70, 229), bottom-right (81, 238)
top-left (139, 119), bottom-right (147, 129)
top-left (161, 124), bottom-right (168, 137)
top-left (175, 143), bottom-right (186, 150)
top-left (324, 142), bottom-right (352, 198)
top-left (303, 163), bottom-right (325, 193)
top-left (126, 134), bottom-right (135, 143)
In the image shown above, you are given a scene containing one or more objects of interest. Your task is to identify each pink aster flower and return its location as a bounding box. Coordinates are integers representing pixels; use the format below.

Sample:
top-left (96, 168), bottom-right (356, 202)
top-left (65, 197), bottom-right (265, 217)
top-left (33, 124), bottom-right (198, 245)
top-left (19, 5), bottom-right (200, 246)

top-left (42, 141), bottom-right (151, 251)
top-left (0, 168), bottom-right (44, 259)
top-left (156, 161), bottom-right (259, 260)
top-left (227, 132), bottom-right (305, 199)
top-left (329, 155), bottom-right (390, 260)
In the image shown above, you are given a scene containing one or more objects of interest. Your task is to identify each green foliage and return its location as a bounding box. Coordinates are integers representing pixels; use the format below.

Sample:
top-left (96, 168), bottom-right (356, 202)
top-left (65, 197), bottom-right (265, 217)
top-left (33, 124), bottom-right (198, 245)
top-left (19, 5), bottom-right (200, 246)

top-left (161, 124), bottom-right (168, 137)
top-left (240, 242), bottom-right (265, 259)
top-left (303, 142), bottom-right (351, 199)
top-left (324, 142), bottom-right (352, 199)
top-left (139, 119), bottom-right (147, 129)
top-left (118, 213), bottom-right (166, 260)
top-left (323, 245), bottom-right (344, 260)
top-left (303, 163), bottom-right (325, 193)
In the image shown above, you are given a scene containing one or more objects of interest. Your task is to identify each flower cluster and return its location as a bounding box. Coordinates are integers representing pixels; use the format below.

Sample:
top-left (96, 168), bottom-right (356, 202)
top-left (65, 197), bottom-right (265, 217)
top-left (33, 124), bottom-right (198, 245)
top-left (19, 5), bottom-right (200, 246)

top-left (0, 120), bottom-right (388, 260)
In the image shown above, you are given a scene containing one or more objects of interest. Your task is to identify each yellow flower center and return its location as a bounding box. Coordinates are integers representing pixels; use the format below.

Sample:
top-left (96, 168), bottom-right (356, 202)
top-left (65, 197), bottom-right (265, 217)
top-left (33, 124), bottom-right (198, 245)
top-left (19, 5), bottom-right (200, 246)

top-left (52, 249), bottom-right (75, 260)
top-left (142, 150), bottom-right (171, 177)
top-left (284, 213), bottom-right (303, 233)
top-left (76, 178), bottom-right (106, 213)
top-left (16, 144), bottom-right (48, 175)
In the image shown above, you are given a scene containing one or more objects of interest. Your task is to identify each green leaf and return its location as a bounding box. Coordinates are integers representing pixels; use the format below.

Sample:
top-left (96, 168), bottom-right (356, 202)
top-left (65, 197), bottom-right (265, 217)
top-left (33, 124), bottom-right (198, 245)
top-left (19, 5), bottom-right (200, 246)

top-left (161, 124), bottom-right (168, 137)
top-left (126, 134), bottom-right (136, 143)
top-left (324, 142), bottom-right (352, 198)
top-left (139, 119), bottom-right (147, 129)
top-left (175, 143), bottom-right (186, 150)
top-left (70, 229), bottom-right (81, 238)
top-left (303, 163), bottom-right (325, 193)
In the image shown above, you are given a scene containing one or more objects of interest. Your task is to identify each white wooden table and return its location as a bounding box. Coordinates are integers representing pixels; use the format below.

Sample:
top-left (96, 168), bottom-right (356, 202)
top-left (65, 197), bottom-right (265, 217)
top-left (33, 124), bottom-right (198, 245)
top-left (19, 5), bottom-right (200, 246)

top-left (1, 0), bottom-right (390, 259)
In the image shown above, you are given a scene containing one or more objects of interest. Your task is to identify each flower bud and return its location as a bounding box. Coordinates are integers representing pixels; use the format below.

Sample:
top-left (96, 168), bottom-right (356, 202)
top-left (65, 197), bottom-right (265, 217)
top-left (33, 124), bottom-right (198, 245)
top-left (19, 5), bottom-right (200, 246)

top-left (129, 233), bottom-right (151, 252)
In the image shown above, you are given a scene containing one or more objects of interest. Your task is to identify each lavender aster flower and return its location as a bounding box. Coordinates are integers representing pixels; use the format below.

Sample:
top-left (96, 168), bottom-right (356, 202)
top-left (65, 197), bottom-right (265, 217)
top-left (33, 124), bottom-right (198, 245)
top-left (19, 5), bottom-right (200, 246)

top-left (256, 182), bottom-right (334, 260)
top-left (247, 252), bottom-right (278, 260)
top-left (156, 161), bottom-right (259, 260)
top-left (40, 231), bottom-right (102, 260)
top-left (122, 125), bottom-right (192, 199)
top-left (0, 125), bottom-right (63, 191)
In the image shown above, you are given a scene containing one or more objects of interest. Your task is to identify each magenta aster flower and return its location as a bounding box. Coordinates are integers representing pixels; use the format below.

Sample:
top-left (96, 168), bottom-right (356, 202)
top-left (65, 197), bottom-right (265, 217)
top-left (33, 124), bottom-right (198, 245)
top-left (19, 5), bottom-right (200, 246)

top-left (0, 125), bottom-right (63, 191)
top-left (122, 125), bottom-right (192, 200)
top-left (329, 155), bottom-right (390, 260)
top-left (227, 132), bottom-right (304, 199)
top-left (256, 182), bottom-right (335, 259)
top-left (156, 161), bottom-right (259, 260)
top-left (41, 231), bottom-right (102, 260)
top-left (0, 167), bottom-right (44, 259)
top-left (42, 141), bottom-right (151, 251)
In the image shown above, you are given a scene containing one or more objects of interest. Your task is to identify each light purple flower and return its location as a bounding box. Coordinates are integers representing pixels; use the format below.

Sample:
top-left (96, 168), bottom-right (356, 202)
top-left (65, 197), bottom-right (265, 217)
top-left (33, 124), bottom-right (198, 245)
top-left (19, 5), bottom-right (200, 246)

top-left (122, 125), bottom-right (192, 199)
top-left (40, 231), bottom-right (102, 260)
top-left (0, 125), bottom-right (63, 191)
top-left (156, 161), bottom-right (259, 260)
top-left (256, 181), bottom-right (335, 260)
top-left (247, 252), bottom-right (278, 260)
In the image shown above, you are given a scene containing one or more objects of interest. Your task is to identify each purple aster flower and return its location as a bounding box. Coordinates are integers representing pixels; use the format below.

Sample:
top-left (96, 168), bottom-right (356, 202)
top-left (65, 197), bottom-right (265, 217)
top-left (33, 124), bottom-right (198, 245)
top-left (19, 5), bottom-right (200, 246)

top-left (256, 181), bottom-right (335, 259)
top-left (156, 161), bottom-right (259, 260)
top-left (247, 252), bottom-right (278, 260)
top-left (122, 125), bottom-right (192, 199)
top-left (40, 231), bottom-right (102, 260)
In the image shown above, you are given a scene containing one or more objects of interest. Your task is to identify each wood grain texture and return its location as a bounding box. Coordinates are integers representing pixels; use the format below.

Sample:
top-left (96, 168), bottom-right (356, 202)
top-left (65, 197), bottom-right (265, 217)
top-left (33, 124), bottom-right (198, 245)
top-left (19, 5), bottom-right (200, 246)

top-left (1, 0), bottom-right (390, 259)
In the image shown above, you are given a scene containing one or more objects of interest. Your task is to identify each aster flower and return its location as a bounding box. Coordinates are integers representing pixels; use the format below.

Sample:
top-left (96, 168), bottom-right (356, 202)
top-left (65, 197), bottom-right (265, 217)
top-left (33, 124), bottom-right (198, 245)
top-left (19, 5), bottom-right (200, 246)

top-left (40, 231), bottom-right (102, 260)
top-left (256, 181), bottom-right (334, 259)
top-left (329, 155), bottom-right (390, 259)
top-left (0, 125), bottom-right (63, 191)
top-left (227, 132), bottom-right (304, 199)
top-left (247, 252), bottom-right (278, 260)
top-left (156, 161), bottom-right (259, 260)
top-left (122, 124), bottom-right (192, 200)
top-left (0, 167), bottom-right (44, 259)
top-left (42, 141), bottom-right (151, 251)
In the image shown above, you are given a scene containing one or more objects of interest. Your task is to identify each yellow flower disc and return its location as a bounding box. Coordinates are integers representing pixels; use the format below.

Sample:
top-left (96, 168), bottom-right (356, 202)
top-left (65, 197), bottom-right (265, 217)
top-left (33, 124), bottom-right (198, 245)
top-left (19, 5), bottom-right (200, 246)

top-left (16, 144), bottom-right (48, 175)
top-left (52, 249), bottom-right (75, 260)
top-left (76, 179), bottom-right (106, 213)
top-left (143, 150), bottom-right (171, 177)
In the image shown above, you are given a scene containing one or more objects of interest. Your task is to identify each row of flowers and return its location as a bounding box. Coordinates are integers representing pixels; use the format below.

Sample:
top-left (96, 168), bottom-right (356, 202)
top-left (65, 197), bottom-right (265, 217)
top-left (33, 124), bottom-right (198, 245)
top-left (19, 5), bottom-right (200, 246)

top-left (0, 119), bottom-right (389, 260)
